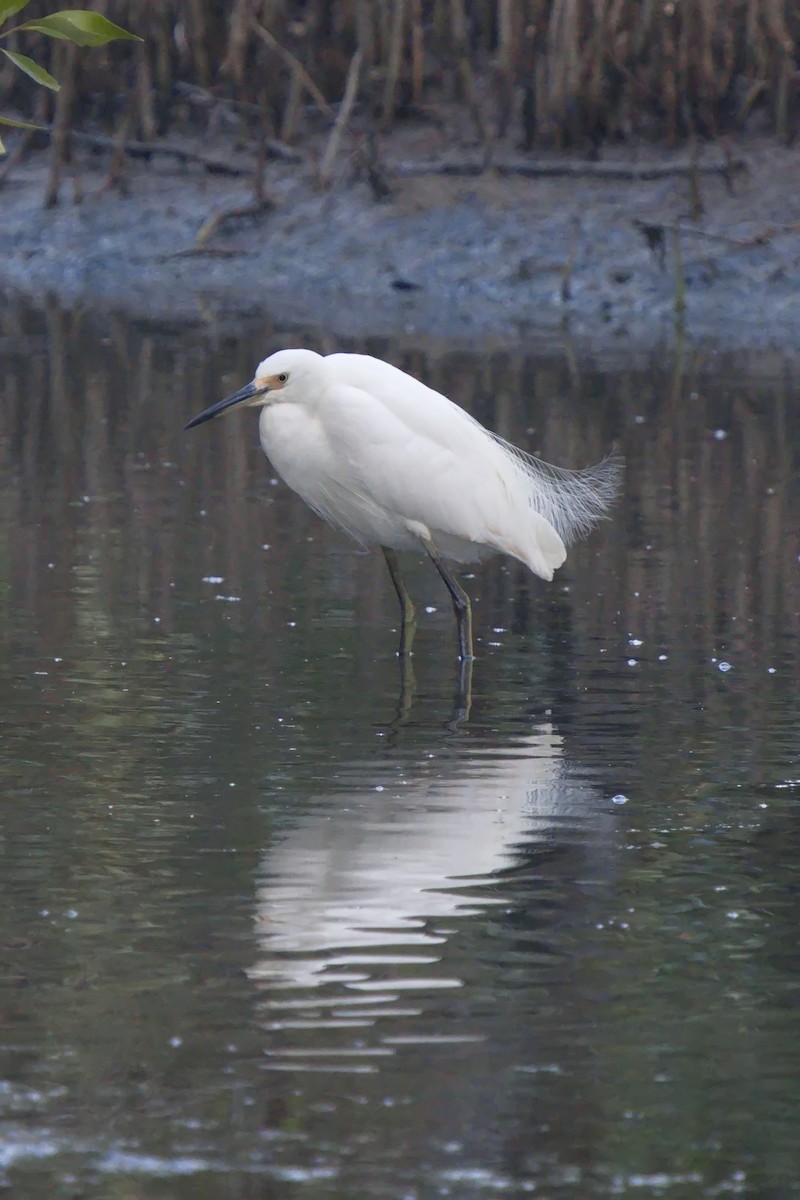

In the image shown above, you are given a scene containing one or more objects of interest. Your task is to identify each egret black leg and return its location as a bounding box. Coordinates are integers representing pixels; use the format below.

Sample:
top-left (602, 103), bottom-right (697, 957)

top-left (451, 656), bottom-right (473, 726)
top-left (424, 544), bottom-right (474, 662)
top-left (382, 547), bottom-right (416, 656)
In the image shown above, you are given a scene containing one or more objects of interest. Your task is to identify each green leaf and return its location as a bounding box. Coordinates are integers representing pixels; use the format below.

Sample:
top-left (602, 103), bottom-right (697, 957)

top-left (0, 1), bottom-right (31, 28)
top-left (15, 10), bottom-right (141, 46)
top-left (1, 47), bottom-right (59, 89)
top-left (0, 112), bottom-right (46, 153)
top-left (0, 112), bottom-right (43, 127)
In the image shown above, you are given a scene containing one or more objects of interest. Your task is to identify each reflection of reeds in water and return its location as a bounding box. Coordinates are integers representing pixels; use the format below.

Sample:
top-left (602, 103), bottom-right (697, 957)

top-left (0, 1), bottom-right (797, 150)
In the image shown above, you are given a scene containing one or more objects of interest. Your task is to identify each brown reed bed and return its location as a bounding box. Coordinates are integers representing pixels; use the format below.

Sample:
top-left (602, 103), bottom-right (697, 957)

top-left (0, 0), bottom-right (797, 156)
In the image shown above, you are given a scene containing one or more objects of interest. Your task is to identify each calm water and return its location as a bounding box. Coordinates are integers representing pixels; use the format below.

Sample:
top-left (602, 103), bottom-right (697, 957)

top-left (1, 303), bottom-right (798, 1199)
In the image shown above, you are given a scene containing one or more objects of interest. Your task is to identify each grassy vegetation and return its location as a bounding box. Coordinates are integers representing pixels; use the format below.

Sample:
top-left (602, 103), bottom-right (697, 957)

top-left (0, 0), bottom-right (797, 155)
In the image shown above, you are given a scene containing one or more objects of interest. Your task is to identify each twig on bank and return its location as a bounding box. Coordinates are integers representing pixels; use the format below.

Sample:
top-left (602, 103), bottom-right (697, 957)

top-left (192, 197), bottom-right (274, 250)
top-left (390, 156), bottom-right (748, 180)
top-left (159, 246), bottom-right (247, 260)
top-left (633, 218), bottom-right (791, 250)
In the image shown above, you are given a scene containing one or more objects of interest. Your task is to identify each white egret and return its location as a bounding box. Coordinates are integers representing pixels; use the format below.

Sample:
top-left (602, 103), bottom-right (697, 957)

top-left (185, 349), bottom-right (621, 660)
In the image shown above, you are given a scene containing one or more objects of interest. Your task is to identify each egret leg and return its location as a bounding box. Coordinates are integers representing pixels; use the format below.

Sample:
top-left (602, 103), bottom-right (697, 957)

top-left (424, 544), bottom-right (474, 662)
top-left (382, 547), bottom-right (416, 657)
top-left (451, 656), bottom-right (473, 726)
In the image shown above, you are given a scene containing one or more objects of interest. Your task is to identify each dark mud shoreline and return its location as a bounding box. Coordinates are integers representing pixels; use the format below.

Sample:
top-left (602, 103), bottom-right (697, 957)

top-left (1, 132), bottom-right (798, 356)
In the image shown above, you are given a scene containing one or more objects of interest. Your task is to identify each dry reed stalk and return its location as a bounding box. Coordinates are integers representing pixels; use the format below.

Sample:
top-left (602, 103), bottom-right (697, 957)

top-left (410, 0), bottom-right (424, 105)
top-left (381, 0), bottom-right (406, 128)
top-left (98, 107), bottom-right (132, 195)
top-left (495, 0), bottom-right (516, 139)
top-left (250, 16), bottom-right (333, 118)
top-left (449, 0), bottom-right (490, 148)
top-left (44, 42), bottom-right (77, 208)
top-left (672, 228), bottom-right (686, 318)
top-left (280, 70), bottom-right (304, 142)
top-left (355, 0), bottom-right (376, 79)
top-left (559, 219), bottom-right (581, 303)
top-left (764, 0), bottom-right (796, 140)
top-left (220, 0), bottom-right (253, 86)
top-left (687, 137), bottom-right (704, 219)
top-left (319, 47), bottom-right (362, 185)
top-left (137, 45), bottom-right (157, 142)
top-left (1, 0), bottom-right (797, 158)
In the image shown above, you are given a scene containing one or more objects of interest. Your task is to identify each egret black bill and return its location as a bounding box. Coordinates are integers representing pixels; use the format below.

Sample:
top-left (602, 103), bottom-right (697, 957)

top-left (184, 381), bottom-right (267, 430)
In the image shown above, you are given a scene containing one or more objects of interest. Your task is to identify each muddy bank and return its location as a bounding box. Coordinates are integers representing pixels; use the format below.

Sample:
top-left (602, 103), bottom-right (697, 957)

top-left (0, 133), bottom-right (798, 355)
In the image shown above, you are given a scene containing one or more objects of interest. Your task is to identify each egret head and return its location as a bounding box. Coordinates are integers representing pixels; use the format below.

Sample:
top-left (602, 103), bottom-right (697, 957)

top-left (184, 348), bottom-right (323, 430)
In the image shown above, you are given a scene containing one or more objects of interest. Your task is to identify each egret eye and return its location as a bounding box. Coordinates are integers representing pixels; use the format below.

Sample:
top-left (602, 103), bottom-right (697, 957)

top-left (278, 373), bottom-right (288, 383)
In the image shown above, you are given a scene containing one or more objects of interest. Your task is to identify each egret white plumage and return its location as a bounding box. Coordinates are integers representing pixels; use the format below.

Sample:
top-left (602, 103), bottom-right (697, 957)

top-left (185, 349), bottom-right (620, 660)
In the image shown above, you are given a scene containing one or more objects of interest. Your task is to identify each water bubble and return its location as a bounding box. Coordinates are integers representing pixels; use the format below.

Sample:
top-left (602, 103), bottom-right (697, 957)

top-left (718, 661), bottom-right (732, 672)
top-left (202, 575), bottom-right (224, 584)
top-left (658, 654), bottom-right (668, 661)
top-left (612, 794), bottom-right (629, 805)
top-left (627, 658), bottom-right (638, 666)
top-left (713, 429), bottom-right (729, 441)
top-left (169, 1036), bottom-right (183, 1048)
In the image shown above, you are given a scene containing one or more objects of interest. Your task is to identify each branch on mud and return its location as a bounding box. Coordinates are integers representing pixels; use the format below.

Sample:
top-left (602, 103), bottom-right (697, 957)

top-left (390, 157), bottom-right (748, 181)
top-left (633, 217), bottom-right (795, 252)
top-left (65, 130), bottom-right (255, 176)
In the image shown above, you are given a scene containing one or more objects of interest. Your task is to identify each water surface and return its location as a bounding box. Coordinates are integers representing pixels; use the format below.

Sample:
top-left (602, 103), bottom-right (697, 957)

top-left (1, 304), bottom-right (798, 1198)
